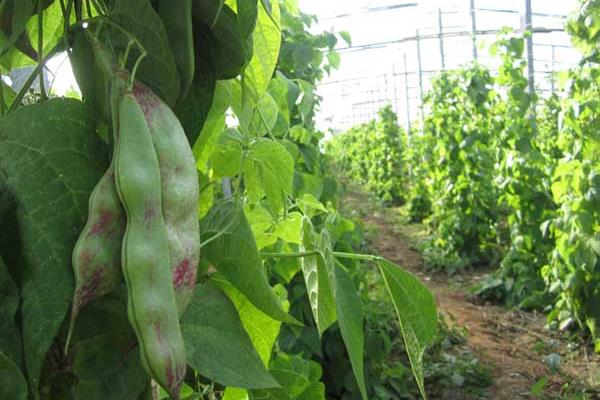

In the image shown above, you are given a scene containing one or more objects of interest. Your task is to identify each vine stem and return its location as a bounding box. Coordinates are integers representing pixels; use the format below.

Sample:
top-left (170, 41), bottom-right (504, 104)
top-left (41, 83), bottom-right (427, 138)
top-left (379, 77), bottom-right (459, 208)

top-left (0, 67), bottom-right (5, 116)
top-left (8, 42), bottom-right (64, 113)
top-left (261, 251), bottom-right (320, 259)
top-left (261, 250), bottom-right (384, 262)
top-left (38, 0), bottom-right (47, 100)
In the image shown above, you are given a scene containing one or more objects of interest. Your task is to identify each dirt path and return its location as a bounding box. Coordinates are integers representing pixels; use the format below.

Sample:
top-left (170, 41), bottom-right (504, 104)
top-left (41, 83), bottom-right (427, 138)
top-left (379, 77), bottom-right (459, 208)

top-left (343, 188), bottom-right (600, 399)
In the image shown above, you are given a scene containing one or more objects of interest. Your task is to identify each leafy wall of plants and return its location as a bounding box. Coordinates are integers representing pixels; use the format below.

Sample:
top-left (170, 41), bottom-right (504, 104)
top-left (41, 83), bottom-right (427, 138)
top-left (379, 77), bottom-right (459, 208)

top-left (326, 105), bottom-right (407, 205)
top-left (328, 1), bottom-right (600, 352)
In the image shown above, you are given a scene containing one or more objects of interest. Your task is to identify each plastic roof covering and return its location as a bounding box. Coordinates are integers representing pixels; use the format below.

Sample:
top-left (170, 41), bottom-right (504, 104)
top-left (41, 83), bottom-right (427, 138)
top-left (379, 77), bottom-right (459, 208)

top-left (299, 0), bottom-right (580, 133)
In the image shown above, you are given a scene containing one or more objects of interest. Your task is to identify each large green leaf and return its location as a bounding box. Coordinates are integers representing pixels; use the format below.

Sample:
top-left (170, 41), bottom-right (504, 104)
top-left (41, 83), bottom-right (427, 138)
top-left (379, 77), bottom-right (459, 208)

top-left (334, 263), bottom-right (367, 400)
top-left (200, 200), bottom-right (298, 325)
top-left (0, 99), bottom-right (107, 391)
top-left (299, 217), bottom-right (336, 336)
top-left (377, 259), bottom-right (437, 399)
top-left (174, 57), bottom-right (216, 145)
top-left (192, 0), bottom-right (251, 80)
top-left (68, 29), bottom-right (109, 124)
top-left (243, 0), bottom-right (281, 102)
top-left (71, 293), bottom-right (146, 400)
top-left (216, 274), bottom-right (287, 400)
top-left (237, 0), bottom-right (259, 39)
top-left (193, 81), bottom-right (231, 172)
top-left (181, 281), bottom-right (278, 388)
top-left (249, 355), bottom-right (326, 400)
top-left (0, 255), bottom-right (22, 368)
top-left (111, 0), bottom-right (181, 106)
top-left (212, 128), bottom-right (244, 178)
top-left (243, 139), bottom-right (294, 214)
top-left (0, 350), bottom-right (27, 400)
top-left (249, 92), bottom-right (279, 136)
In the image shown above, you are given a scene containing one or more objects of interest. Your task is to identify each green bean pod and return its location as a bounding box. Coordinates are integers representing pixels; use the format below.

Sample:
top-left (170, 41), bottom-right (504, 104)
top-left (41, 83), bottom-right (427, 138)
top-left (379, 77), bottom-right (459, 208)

top-left (159, 0), bottom-right (195, 102)
top-left (65, 68), bottom-right (131, 353)
top-left (115, 92), bottom-right (186, 399)
top-left (132, 81), bottom-right (200, 316)
top-left (66, 161), bottom-right (125, 351)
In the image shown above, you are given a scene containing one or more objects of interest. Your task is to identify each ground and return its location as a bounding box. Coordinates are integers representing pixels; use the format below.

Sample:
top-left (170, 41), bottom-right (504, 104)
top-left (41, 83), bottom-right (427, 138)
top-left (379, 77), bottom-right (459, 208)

top-left (343, 187), bottom-right (600, 400)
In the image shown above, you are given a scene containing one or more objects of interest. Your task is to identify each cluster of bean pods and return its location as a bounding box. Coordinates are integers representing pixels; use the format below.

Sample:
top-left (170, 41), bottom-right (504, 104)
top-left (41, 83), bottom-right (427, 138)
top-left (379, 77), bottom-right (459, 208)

top-left (66, 69), bottom-right (199, 399)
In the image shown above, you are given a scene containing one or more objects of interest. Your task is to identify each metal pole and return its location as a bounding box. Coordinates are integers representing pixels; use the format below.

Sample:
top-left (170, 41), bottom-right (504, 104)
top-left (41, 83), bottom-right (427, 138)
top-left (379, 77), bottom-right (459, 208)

top-left (551, 45), bottom-right (556, 94)
top-left (522, 0), bottom-right (536, 113)
top-left (438, 8), bottom-right (446, 69)
top-left (469, 0), bottom-right (478, 60)
top-left (403, 52), bottom-right (411, 134)
top-left (416, 29), bottom-right (425, 134)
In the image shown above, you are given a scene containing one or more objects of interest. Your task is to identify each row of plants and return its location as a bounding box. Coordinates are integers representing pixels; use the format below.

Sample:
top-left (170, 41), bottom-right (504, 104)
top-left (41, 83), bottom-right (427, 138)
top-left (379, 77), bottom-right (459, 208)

top-left (0, 0), bottom-right (441, 399)
top-left (327, 0), bottom-right (600, 353)
top-left (326, 105), bottom-right (406, 205)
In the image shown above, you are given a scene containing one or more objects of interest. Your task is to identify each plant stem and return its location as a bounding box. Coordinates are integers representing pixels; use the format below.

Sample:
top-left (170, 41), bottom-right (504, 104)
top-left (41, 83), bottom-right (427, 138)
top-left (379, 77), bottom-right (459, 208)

top-left (8, 42), bottom-right (64, 113)
top-left (332, 251), bottom-right (384, 262)
top-left (0, 68), bottom-right (5, 116)
top-left (38, 0), bottom-right (47, 100)
top-left (260, 251), bottom-right (320, 259)
top-left (261, 250), bottom-right (384, 262)
top-left (257, 106), bottom-right (277, 141)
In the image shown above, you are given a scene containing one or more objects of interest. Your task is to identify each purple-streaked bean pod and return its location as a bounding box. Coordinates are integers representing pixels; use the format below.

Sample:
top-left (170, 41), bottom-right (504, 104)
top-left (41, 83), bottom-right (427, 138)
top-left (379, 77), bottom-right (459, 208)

top-left (132, 81), bottom-right (200, 316)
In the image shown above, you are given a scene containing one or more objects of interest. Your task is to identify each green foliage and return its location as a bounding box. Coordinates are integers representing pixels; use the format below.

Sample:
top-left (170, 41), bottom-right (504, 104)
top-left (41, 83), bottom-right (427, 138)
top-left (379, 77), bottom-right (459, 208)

top-left (327, 105), bottom-right (407, 205)
top-left (420, 65), bottom-right (500, 273)
top-left (478, 31), bottom-right (556, 307)
top-left (544, 66), bottom-right (600, 350)
top-left (0, 0), bottom-right (438, 398)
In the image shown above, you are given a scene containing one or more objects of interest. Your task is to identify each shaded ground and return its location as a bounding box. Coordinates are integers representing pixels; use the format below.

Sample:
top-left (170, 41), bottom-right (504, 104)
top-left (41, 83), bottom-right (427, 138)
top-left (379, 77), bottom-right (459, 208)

top-left (343, 188), bottom-right (600, 399)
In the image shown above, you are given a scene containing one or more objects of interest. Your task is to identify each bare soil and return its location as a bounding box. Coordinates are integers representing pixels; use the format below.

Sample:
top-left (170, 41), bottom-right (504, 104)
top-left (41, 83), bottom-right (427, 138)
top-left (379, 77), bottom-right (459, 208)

top-left (343, 188), bottom-right (600, 399)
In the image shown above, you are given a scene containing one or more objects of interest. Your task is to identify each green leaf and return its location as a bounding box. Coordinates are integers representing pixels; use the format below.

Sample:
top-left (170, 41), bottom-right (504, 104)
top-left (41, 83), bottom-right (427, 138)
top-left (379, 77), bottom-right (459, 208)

top-left (198, 171), bottom-right (214, 219)
top-left (0, 99), bottom-right (107, 391)
top-left (212, 128), bottom-right (244, 178)
top-left (273, 212), bottom-right (302, 244)
top-left (327, 51), bottom-right (340, 69)
top-left (111, 0), bottom-right (181, 106)
top-left (68, 29), bottom-right (108, 124)
top-left (334, 264), bottom-right (367, 400)
top-left (338, 31), bottom-right (352, 46)
top-left (250, 92), bottom-right (279, 136)
top-left (243, 0), bottom-right (281, 102)
top-left (0, 350), bottom-right (27, 400)
top-left (299, 217), bottom-right (336, 335)
top-left (71, 293), bottom-right (146, 400)
top-left (244, 203), bottom-right (278, 250)
top-left (192, 0), bottom-right (251, 80)
top-left (377, 259), bottom-right (437, 399)
top-left (200, 200), bottom-right (298, 325)
top-left (237, 0), bottom-right (259, 38)
top-left (0, 0), bottom-right (34, 58)
top-left (193, 81), bottom-right (231, 172)
top-left (181, 281), bottom-right (278, 388)
top-left (0, 0), bottom-right (64, 70)
top-left (175, 58), bottom-right (217, 145)
top-left (212, 274), bottom-right (286, 364)
top-left (268, 73), bottom-right (292, 123)
top-left (243, 139), bottom-right (294, 214)
top-left (250, 355), bottom-right (325, 400)
top-left (296, 80), bottom-right (314, 123)
top-left (0, 255), bottom-right (21, 368)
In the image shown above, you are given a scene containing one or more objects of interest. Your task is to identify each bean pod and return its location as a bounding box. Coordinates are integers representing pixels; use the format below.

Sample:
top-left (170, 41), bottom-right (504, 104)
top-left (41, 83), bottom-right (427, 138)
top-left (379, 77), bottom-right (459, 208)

top-left (115, 92), bottom-right (186, 399)
top-left (132, 81), bottom-right (200, 316)
top-left (66, 162), bottom-right (125, 351)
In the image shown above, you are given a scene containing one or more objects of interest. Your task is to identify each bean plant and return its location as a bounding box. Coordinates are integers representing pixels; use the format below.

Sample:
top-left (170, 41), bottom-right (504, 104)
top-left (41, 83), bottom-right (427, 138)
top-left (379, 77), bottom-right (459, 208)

top-left (328, 1), bottom-right (600, 351)
top-left (0, 0), bottom-right (438, 399)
